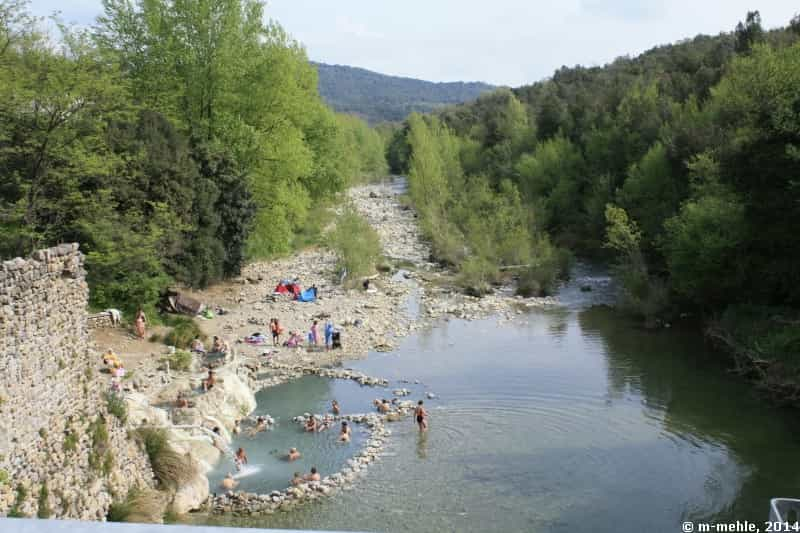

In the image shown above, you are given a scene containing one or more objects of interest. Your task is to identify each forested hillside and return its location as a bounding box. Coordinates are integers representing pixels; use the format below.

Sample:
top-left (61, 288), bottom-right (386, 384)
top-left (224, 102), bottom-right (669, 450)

top-left (315, 63), bottom-right (494, 123)
top-left (0, 0), bottom-right (386, 315)
top-left (391, 12), bottom-right (800, 393)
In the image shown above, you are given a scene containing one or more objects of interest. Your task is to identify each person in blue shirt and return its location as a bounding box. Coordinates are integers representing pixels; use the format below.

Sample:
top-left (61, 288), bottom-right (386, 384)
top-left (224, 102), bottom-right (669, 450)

top-left (324, 321), bottom-right (334, 350)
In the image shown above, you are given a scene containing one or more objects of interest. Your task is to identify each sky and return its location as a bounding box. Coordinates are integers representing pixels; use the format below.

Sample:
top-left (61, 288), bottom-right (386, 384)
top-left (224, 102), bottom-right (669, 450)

top-left (27, 0), bottom-right (800, 87)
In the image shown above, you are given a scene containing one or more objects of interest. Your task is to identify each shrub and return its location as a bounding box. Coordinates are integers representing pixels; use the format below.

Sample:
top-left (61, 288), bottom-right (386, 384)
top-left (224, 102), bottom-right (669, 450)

top-left (329, 207), bottom-right (382, 283)
top-left (458, 256), bottom-right (496, 296)
top-left (163, 318), bottom-right (205, 349)
top-left (517, 240), bottom-right (572, 297)
top-left (135, 428), bottom-right (197, 490)
top-left (106, 392), bottom-right (128, 423)
top-left (8, 484), bottom-right (28, 518)
top-left (37, 483), bottom-right (51, 519)
top-left (63, 432), bottom-right (78, 453)
top-left (108, 488), bottom-right (165, 523)
top-left (0, 469), bottom-right (8, 485)
top-left (88, 418), bottom-right (110, 473)
top-left (165, 350), bottom-right (193, 372)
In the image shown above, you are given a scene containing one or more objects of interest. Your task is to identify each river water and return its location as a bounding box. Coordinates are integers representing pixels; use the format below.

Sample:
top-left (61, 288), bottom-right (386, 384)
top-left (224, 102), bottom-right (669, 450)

top-left (200, 266), bottom-right (800, 533)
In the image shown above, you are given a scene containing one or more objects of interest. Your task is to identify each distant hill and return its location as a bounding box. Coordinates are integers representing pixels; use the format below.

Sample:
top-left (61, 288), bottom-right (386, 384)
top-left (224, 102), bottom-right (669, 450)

top-left (314, 62), bottom-right (495, 123)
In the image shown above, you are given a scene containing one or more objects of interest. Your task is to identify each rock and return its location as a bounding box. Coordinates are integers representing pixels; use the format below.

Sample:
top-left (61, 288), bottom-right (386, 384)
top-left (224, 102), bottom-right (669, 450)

top-left (172, 471), bottom-right (210, 514)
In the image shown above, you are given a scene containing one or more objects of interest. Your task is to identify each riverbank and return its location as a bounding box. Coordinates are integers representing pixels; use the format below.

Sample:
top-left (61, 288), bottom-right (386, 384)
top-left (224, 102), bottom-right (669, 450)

top-left (86, 180), bottom-right (560, 520)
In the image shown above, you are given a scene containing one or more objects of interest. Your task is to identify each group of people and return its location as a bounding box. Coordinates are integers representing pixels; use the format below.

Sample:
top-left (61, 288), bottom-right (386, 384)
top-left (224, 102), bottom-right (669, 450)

top-left (277, 319), bottom-right (337, 351)
top-left (304, 417), bottom-right (352, 442)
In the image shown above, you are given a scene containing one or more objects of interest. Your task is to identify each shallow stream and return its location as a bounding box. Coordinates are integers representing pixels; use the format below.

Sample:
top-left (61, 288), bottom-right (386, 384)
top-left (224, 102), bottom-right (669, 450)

top-left (200, 266), bottom-right (800, 532)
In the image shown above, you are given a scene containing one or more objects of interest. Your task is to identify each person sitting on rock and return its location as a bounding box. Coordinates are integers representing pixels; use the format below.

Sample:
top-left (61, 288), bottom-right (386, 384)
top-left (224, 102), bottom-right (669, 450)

top-left (202, 370), bottom-right (216, 392)
top-left (378, 399), bottom-right (391, 414)
top-left (331, 400), bottom-right (341, 415)
top-left (190, 337), bottom-right (206, 354)
top-left (305, 467), bottom-right (321, 482)
top-left (304, 417), bottom-right (318, 432)
top-left (291, 472), bottom-right (303, 486)
top-left (221, 472), bottom-right (238, 491)
top-left (284, 331), bottom-right (303, 348)
top-left (232, 419), bottom-right (242, 435)
top-left (338, 421), bottom-right (351, 443)
top-left (249, 416), bottom-right (268, 436)
top-left (103, 348), bottom-right (120, 367)
top-left (175, 392), bottom-right (195, 409)
top-left (287, 448), bottom-right (301, 461)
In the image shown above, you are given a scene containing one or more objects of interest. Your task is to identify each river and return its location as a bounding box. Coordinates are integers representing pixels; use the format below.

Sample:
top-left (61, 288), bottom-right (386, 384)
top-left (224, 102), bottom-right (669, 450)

top-left (199, 265), bottom-right (800, 533)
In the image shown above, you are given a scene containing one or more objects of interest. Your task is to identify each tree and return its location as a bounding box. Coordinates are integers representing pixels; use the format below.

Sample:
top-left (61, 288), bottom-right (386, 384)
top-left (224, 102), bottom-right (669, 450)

top-left (734, 11), bottom-right (764, 54)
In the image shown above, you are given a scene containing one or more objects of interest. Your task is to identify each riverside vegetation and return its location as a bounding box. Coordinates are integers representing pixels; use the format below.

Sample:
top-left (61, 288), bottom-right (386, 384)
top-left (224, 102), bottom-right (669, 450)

top-left (0, 0), bottom-right (387, 320)
top-left (386, 12), bottom-right (800, 401)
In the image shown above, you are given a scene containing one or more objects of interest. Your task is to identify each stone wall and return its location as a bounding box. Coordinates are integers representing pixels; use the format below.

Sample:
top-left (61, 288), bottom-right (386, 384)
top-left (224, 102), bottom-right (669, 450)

top-left (0, 244), bottom-right (152, 519)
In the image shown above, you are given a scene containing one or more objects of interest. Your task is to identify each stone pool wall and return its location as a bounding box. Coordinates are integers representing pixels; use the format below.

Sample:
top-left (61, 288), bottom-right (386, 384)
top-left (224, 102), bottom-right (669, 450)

top-left (0, 245), bottom-right (152, 519)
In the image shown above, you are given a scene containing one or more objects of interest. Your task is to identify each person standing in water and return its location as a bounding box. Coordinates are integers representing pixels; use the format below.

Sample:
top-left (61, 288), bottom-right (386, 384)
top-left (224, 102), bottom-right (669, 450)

top-left (415, 400), bottom-right (429, 432)
top-left (331, 399), bottom-right (340, 415)
top-left (338, 420), bottom-right (351, 442)
top-left (235, 447), bottom-right (248, 470)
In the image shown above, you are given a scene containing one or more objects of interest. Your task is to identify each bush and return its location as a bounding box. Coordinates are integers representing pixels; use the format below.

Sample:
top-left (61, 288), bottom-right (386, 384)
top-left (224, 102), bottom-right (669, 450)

top-left (165, 350), bottom-right (193, 372)
top-left (8, 484), bottom-right (27, 518)
top-left (0, 469), bottom-right (8, 485)
top-left (719, 305), bottom-right (800, 369)
top-left (106, 392), bottom-right (128, 423)
top-left (135, 428), bottom-right (197, 490)
top-left (163, 318), bottom-right (206, 349)
top-left (517, 240), bottom-right (572, 297)
top-left (37, 483), bottom-right (51, 519)
top-left (458, 256), bottom-right (496, 296)
top-left (63, 432), bottom-right (78, 453)
top-left (329, 207), bottom-right (382, 283)
top-left (108, 488), bottom-right (166, 523)
top-left (88, 417), bottom-right (110, 473)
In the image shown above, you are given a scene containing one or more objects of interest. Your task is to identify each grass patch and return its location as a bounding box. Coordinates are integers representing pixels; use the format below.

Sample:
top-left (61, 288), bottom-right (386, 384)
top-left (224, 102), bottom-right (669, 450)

top-left (163, 350), bottom-right (193, 372)
top-left (8, 484), bottom-right (28, 518)
top-left (106, 392), bottom-right (128, 423)
top-left (134, 428), bottom-right (197, 490)
top-left (329, 207), bottom-right (382, 284)
top-left (63, 432), bottom-right (78, 453)
top-left (88, 417), bottom-right (110, 474)
top-left (37, 483), bottom-right (51, 519)
top-left (163, 318), bottom-right (206, 350)
top-left (108, 488), bottom-right (165, 523)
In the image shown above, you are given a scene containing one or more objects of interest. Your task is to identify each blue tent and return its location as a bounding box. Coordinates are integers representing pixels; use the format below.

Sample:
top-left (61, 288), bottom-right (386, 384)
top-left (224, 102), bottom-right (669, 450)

top-left (297, 288), bottom-right (316, 302)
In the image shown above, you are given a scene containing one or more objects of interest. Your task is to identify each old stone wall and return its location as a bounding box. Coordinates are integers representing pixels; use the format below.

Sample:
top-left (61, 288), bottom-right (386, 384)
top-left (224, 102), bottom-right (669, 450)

top-left (0, 244), bottom-right (152, 519)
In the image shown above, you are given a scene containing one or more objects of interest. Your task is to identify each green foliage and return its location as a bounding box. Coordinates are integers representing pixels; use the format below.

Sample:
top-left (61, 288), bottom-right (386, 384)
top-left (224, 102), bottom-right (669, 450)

top-left (134, 428), bottom-right (196, 490)
top-left (164, 350), bottom-right (193, 372)
top-left (163, 318), bottom-right (205, 350)
top-left (329, 208), bottom-right (382, 282)
top-left (106, 392), bottom-right (128, 423)
top-left (0, 469), bottom-right (8, 485)
top-left (62, 432), bottom-right (78, 454)
top-left (8, 484), bottom-right (27, 518)
top-left (37, 482), bottom-right (50, 519)
top-left (718, 306), bottom-right (800, 369)
top-left (108, 488), bottom-right (165, 523)
top-left (0, 0), bottom-right (386, 316)
top-left (88, 417), bottom-right (110, 473)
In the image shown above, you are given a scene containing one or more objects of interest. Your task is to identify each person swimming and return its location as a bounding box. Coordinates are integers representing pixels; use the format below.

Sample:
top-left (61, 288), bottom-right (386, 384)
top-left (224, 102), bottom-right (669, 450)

top-left (338, 420), bottom-right (351, 442)
top-left (287, 448), bottom-right (301, 461)
top-left (221, 472), bottom-right (238, 490)
top-left (304, 416), bottom-right (318, 432)
top-left (415, 400), bottom-right (428, 432)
